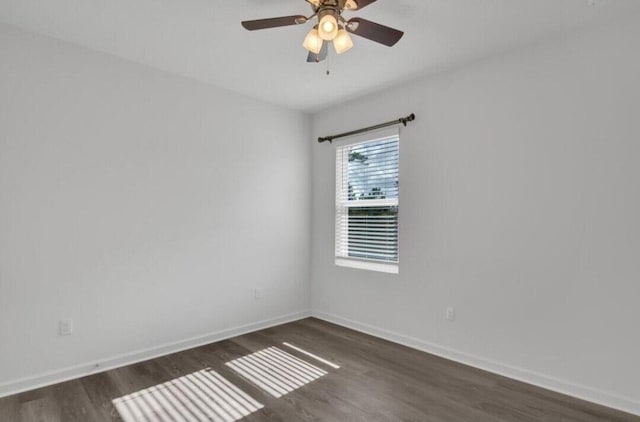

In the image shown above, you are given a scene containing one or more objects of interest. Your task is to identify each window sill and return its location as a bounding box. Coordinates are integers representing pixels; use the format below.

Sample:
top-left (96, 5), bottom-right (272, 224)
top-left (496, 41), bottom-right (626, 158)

top-left (335, 258), bottom-right (399, 274)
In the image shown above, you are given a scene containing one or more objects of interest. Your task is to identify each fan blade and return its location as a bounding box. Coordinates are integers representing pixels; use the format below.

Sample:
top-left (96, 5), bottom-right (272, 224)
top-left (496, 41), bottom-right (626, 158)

top-left (306, 41), bottom-right (328, 63)
top-left (353, 0), bottom-right (377, 10)
top-left (346, 17), bottom-right (403, 46)
top-left (241, 15), bottom-right (306, 31)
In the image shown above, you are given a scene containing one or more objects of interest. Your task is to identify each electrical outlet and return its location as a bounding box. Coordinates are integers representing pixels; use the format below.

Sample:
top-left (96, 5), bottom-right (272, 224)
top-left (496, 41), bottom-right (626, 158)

top-left (58, 319), bottom-right (73, 336)
top-left (445, 307), bottom-right (455, 322)
top-left (254, 288), bottom-right (262, 300)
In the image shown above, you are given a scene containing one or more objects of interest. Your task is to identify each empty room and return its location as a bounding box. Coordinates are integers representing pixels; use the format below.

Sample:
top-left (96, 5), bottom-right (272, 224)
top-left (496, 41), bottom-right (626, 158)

top-left (1, 0), bottom-right (639, 421)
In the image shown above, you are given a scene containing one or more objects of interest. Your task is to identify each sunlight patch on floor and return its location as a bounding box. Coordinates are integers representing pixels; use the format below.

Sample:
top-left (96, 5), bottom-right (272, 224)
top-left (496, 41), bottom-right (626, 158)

top-left (112, 368), bottom-right (263, 422)
top-left (282, 342), bottom-right (341, 369)
top-left (226, 347), bottom-right (328, 398)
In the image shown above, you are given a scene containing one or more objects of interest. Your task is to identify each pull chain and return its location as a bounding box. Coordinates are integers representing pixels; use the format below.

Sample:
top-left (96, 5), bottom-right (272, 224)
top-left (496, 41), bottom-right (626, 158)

top-left (326, 43), bottom-right (331, 76)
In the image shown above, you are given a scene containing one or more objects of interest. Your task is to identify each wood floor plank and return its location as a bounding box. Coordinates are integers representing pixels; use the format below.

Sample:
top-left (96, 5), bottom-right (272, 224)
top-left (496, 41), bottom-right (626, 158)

top-left (50, 379), bottom-right (102, 422)
top-left (0, 317), bottom-right (637, 422)
top-left (80, 371), bottom-right (125, 421)
top-left (0, 394), bottom-right (20, 422)
top-left (19, 396), bottom-right (61, 422)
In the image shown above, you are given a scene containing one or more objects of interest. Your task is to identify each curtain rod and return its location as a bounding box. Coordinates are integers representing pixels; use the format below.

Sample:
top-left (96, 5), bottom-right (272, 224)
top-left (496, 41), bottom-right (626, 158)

top-left (317, 113), bottom-right (415, 143)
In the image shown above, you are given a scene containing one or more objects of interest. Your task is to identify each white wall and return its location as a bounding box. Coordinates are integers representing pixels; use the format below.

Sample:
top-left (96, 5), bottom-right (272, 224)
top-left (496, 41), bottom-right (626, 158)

top-left (0, 23), bottom-right (310, 394)
top-left (311, 15), bottom-right (640, 414)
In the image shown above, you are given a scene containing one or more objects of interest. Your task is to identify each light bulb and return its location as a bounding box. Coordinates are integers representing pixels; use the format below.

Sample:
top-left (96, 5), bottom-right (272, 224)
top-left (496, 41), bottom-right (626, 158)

top-left (319, 14), bottom-right (338, 41)
top-left (333, 28), bottom-right (353, 54)
top-left (303, 27), bottom-right (323, 54)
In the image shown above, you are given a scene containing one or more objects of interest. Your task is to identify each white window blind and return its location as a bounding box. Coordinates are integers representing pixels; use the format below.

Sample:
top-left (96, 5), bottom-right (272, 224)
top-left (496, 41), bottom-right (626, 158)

top-left (335, 131), bottom-right (399, 274)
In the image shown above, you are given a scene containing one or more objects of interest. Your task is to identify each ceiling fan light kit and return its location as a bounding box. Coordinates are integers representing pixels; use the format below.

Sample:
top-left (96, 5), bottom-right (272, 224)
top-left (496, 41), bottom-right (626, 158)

top-left (344, 0), bottom-right (358, 10)
top-left (333, 28), bottom-right (354, 54)
top-left (303, 26), bottom-right (323, 54)
top-left (241, 0), bottom-right (403, 63)
top-left (318, 11), bottom-right (339, 40)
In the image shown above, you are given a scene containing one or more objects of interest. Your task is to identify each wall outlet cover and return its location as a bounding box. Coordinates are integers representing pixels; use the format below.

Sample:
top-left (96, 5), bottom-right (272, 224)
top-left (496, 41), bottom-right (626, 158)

top-left (58, 319), bottom-right (73, 336)
top-left (445, 307), bottom-right (455, 322)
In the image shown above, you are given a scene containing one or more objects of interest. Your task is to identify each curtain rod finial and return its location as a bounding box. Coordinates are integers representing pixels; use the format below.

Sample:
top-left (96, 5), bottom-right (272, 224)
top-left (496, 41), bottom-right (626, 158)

top-left (401, 113), bottom-right (416, 126)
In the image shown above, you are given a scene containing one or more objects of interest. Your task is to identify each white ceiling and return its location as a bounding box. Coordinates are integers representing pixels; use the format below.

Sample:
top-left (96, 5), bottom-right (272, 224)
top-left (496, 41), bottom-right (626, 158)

top-left (1, 0), bottom-right (639, 112)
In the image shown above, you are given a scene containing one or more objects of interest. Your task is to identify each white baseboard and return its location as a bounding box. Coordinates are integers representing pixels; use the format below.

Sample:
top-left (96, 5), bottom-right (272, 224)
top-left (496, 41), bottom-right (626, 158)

top-left (0, 310), bottom-right (310, 398)
top-left (311, 310), bottom-right (640, 417)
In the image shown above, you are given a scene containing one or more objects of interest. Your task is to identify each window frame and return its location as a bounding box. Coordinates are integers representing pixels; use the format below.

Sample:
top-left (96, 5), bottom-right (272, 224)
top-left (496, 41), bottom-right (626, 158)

top-left (334, 128), bottom-right (400, 274)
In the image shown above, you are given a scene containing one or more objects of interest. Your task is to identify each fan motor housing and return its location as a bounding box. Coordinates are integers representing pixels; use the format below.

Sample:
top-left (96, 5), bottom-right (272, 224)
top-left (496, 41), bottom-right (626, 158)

top-left (313, 0), bottom-right (347, 12)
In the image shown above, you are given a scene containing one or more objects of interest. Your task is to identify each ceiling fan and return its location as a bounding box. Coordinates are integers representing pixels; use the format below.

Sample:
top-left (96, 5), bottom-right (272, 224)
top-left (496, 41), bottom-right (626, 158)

top-left (241, 0), bottom-right (404, 63)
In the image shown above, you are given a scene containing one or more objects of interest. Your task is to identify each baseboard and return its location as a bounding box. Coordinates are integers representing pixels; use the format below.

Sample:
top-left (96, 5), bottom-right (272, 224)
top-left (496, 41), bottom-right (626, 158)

top-left (0, 310), bottom-right (310, 398)
top-left (312, 310), bottom-right (640, 417)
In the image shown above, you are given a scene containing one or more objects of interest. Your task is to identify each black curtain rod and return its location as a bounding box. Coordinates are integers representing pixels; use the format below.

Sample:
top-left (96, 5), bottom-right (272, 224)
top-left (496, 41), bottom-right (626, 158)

top-left (318, 113), bottom-right (415, 143)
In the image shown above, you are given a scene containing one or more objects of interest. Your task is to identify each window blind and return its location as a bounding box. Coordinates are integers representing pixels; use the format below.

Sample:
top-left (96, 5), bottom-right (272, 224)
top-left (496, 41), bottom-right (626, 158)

top-left (335, 133), bottom-right (399, 273)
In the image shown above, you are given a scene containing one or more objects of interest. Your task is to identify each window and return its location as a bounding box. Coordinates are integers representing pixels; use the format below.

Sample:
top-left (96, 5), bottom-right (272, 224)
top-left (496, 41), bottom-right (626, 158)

top-left (335, 130), bottom-right (399, 274)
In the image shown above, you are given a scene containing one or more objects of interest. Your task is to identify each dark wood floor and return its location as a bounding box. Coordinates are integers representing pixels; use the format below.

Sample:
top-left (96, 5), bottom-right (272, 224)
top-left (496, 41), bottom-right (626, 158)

top-left (0, 317), bottom-right (637, 421)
